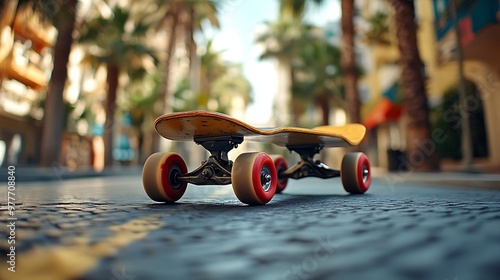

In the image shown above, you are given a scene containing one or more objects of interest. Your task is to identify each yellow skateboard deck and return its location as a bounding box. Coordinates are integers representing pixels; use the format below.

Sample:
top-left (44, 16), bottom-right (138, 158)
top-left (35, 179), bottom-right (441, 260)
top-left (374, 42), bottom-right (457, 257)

top-left (155, 111), bottom-right (366, 147)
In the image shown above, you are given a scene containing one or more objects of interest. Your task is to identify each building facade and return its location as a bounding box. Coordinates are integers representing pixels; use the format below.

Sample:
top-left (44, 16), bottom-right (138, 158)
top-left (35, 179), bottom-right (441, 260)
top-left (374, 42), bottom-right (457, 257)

top-left (361, 0), bottom-right (500, 171)
top-left (0, 1), bottom-right (56, 166)
top-left (433, 0), bottom-right (500, 168)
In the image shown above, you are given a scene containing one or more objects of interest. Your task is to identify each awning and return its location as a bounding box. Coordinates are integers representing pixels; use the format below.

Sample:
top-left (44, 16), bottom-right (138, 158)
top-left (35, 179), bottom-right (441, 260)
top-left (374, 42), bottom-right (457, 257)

top-left (364, 98), bottom-right (404, 130)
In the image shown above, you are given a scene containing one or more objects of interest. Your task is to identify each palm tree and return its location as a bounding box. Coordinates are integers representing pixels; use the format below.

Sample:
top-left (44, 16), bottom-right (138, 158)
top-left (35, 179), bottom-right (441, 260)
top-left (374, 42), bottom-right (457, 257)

top-left (279, 0), bottom-right (324, 20)
top-left (79, 6), bottom-right (158, 166)
top-left (172, 64), bottom-right (252, 115)
top-left (294, 37), bottom-right (344, 125)
top-left (210, 64), bottom-right (252, 114)
top-left (390, 0), bottom-right (439, 171)
top-left (40, 0), bottom-right (79, 167)
top-left (199, 39), bottom-right (227, 109)
top-left (257, 19), bottom-right (315, 125)
top-left (154, 0), bottom-right (220, 113)
top-left (124, 71), bottom-right (162, 164)
top-left (172, 39), bottom-right (252, 114)
top-left (149, 0), bottom-right (219, 152)
top-left (258, 18), bottom-right (347, 127)
top-left (5, 0), bottom-right (45, 26)
top-left (270, 0), bottom-right (367, 127)
top-left (341, 0), bottom-right (360, 123)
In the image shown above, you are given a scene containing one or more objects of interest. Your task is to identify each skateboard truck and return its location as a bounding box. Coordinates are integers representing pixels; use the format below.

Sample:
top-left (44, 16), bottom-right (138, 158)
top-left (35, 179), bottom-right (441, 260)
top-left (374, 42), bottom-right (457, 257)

top-left (177, 135), bottom-right (244, 185)
top-left (283, 144), bottom-right (340, 180)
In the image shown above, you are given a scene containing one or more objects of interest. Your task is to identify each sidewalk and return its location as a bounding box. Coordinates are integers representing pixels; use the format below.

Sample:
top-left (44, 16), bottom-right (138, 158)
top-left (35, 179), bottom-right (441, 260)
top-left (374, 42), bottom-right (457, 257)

top-left (374, 170), bottom-right (500, 190)
top-left (372, 159), bottom-right (500, 190)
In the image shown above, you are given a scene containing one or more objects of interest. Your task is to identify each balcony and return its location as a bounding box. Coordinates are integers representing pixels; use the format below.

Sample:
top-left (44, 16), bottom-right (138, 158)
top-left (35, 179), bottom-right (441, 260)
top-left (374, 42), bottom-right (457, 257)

top-left (1, 35), bottom-right (54, 90)
top-left (12, 13), bottom-right (56, 54)
top-left (1, 55), bottom-right (48, 90)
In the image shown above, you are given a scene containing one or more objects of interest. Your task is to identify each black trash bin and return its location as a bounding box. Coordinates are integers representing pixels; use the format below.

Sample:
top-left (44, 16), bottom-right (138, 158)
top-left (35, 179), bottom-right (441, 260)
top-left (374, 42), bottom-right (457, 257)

top-left (387, 149), bottom-right (405, 171)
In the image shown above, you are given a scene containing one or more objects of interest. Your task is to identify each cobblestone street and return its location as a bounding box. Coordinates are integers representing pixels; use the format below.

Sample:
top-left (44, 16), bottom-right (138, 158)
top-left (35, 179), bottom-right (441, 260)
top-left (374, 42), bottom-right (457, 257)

top-left (1, 174), bottom-right (500, 280)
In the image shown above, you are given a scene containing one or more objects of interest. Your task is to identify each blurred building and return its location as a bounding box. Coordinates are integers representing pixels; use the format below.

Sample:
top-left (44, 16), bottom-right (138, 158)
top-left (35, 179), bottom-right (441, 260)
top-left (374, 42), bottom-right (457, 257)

top-left (0, 1), bottom-right (56, 166)
top-left (360, 0), bottom-right (500, 171)
top-left (0, 1), bottom-right (99, 168)
top-left (433, 0), bottom-right (500, 168)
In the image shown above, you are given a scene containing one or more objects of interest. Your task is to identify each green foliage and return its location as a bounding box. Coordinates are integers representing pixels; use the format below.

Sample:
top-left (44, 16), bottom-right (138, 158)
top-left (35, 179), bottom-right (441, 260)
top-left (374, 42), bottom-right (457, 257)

top-left (11, 0), bottom-right (78, 28)
top-left (210, 64), bottom-right (253, 112)
top-left (190, 0), bottom-right (220, 30)
top-left (432, 89), bottom-right (462, 160)
top-left (293, 35), bottom-right (343, 102)
top-left (172, 39), bottom-right (252, 114)
top-left (362, 11), bottom-right (391, 45)
top-left (257, 17), bottom-right (355, 125)
top-left (431, 84), bottom-right (489, 160)
top-left (279, 0), bottom-right (325, 20)
top-left (32, 97), bottom-right (79, 132)
top-left (200, 39), bottom-right (227, 81)
top-left (13, 0), bottom-right (47, 22)
top-left (122, 71), bottom-right (162, 126)
top-left (256, 19), bottom-right (315, 61)
top-left (172, 77), bottom-right (197, 112)
top-left (78, 6), bottom-right (158, 79)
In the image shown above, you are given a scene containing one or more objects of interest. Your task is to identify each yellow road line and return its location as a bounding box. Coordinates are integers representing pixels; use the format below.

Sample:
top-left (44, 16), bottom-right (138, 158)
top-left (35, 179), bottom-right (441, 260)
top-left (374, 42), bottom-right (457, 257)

top-left (0, 213), bottom-right (164, 280)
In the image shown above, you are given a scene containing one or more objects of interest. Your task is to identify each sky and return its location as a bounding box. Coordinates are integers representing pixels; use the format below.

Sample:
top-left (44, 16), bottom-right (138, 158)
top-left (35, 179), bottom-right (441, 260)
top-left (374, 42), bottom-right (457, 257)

top-left (206, 0), bottom-right (342, 124)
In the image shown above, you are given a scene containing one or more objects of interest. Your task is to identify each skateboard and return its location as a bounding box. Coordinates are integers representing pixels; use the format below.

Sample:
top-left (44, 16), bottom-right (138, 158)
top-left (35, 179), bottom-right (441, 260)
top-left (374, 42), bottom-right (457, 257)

top-left (142, 111), bottom-right (371, 205)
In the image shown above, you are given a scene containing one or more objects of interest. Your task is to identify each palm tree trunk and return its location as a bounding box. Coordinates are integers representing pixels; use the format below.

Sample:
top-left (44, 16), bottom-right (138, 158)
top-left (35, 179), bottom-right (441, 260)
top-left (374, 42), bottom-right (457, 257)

top-left (317, 94), bottom-right (330, 125)
top-left (290, 66), bottom-right (301, 127)
top-left (186, 5), bottom-right (196, 70)
top-left (291, 101), bottom-right (305, 127)
top-left (341, 0), bottom-right (360, 123)
top-left (162, 9), bottom-right (179, 113)
top-left (150, 6), bottom-right (180, 154)
top-left (103, 63), bottom-right (120, 167)
top-left (137, 130), bottom-right (145, 164)
top-left (40, 0), bottom-right (77, 167)
top-left (391, 0), bottom-right (439, 171)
